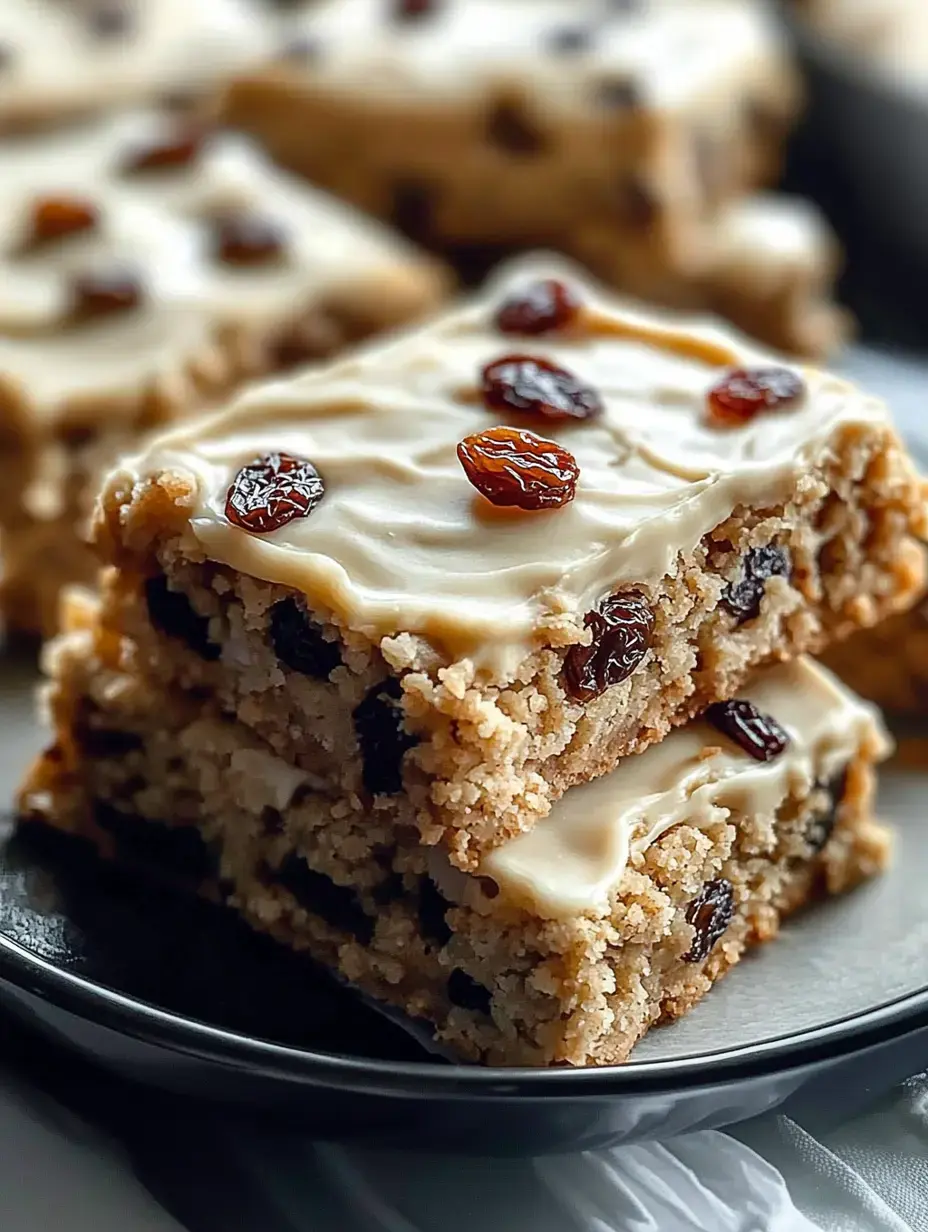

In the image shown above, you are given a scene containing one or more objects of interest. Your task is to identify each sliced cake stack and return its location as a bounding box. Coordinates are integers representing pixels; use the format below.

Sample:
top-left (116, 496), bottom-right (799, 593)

top-left (19, 259), bottom-right (924, 1065)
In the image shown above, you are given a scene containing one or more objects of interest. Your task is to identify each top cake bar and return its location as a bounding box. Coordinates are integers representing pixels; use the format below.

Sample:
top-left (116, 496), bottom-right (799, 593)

top-left (93, 257), bottom-right (926, 869)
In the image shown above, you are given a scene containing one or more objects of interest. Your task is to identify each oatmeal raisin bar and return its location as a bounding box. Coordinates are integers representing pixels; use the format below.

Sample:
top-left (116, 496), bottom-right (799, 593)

top-left (20, 611), bottom-right (892, 1066)
top-left (0, 0), bottom-right (272, 133)
top-left (82, 257), bottom-right (924, 868)
top-left (222, 0), bottom-right (815, 349)
top-left (0, 109), bottom-right (448, 635)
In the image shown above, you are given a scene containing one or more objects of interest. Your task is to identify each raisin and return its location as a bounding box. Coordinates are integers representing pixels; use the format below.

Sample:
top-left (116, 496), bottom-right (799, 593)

top-left (723, 544), bottom-right (791, 623)
top-left (225, 452), bottom-right (324, 535)
top-left (547, 25), bottom-right (593, 54)
top-left (486, 100), bottom-right (546, 156)
top-left (212, 214), bottom-right (287, 266)
top-left (94, 802), bottom-right (215, 879)
top-left (706, 699), bottom-right (790, 762)
top-left (706, 367), bottom-right (805, 428)
top-left (595, 77), bottom-right (639, 109)
top-left (447, 969), bottom-right (492, 1015)
top-left (69, 268), bottom-right (142, 321)
top-left (372, 873), bottom-right (405, 906)
top-left (353, 678), bottom-right (417, 796)
top-left (260, 806), bottom-right (285, 836)
top-left (615, 177), bottom-right (657, 227)
top-left (270, 598), bottom-right (341, 680)
top-left (806, 769), bottom-right (848, 854)
top-left (481, 354), bottom-right (603, 423)
top-left (390, 179), bottom-right (436, 243)
top-left (494, 279), bottom-right (581, 336)
top-left (418, 877), bottom-right (452, 947)
top-left (684, 878), bottom-right (734, 963)
top-left (457, 426), bottom-right (579, 511)
top-left (75, 720), bottom-right (144, 759)
top-left (144, 575), bottom-right (220, 661)
top-left (278, 36), bottom-right (322, 62)
top-left (25, 197), bottom-right (98, 248)
top-left (87, 2), bottom-right (132, 37)
top-left (563, 592), bottom-right (654, 701)
top-left (272, 853), bottom-right (374, 945)
top-left (121, 130), bottom-right (205, 174)
top-left (392, 0), bottom-right (438, 20)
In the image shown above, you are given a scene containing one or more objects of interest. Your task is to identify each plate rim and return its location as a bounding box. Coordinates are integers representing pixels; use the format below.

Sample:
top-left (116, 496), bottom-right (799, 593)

top-left (1, 927), bottom-right (927, 1099)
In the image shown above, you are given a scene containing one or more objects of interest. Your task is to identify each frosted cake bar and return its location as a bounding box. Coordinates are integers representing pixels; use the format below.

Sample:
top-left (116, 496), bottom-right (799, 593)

top-left (20, 628), bottom-right (891, 1066)
top-left (70, 257), bottom-right (925, 868)
top-left (0, 109), bottom-right (447, 634)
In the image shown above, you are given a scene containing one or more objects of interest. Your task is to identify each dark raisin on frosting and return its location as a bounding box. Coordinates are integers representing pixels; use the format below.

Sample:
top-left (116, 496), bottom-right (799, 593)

top-left (706, 699), bottom-right (790, 762)
top-left (68, 268), bottom-right (143, 321)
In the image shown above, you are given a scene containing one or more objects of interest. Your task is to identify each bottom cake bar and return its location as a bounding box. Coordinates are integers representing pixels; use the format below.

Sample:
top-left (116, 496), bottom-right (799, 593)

top-left (20, 596), bottom-right (891, 1067)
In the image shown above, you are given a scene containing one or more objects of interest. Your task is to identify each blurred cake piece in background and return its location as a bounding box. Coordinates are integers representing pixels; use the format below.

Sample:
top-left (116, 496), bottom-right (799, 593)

top-left (221, 0), bottom-right (843, 352)
top-left (820, 593), bottom-right (928, 714)
top-left (794, 0), bottom-right (928, 88)
top-left (0, 109), bottom-right (448, 637)
top-left (572, 193), bottom-right (851, 358)
top-left (0, 0), bottom-right (272, 132)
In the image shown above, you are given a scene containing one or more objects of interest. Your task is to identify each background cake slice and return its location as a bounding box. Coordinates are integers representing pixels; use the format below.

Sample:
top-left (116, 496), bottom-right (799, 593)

top-left (0, 108), bottom-right (448, 635)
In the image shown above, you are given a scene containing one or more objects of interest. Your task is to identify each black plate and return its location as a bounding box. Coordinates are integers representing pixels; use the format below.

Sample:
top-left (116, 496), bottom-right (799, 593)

top-left (2, 658), bottom-right (928, 1155)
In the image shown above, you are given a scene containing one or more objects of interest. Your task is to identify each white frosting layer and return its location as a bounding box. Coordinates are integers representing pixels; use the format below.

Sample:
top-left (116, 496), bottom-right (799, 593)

top-left (267, 0), bottom-right (787, 112)
top-left (480, 657), bottom-right (890, 919)
top-left (0, 0), bottom-right (271, 124)
top-left (115, 256), bottom-right (894, 678)
top-left (0, 111), bottom-right (440, 423)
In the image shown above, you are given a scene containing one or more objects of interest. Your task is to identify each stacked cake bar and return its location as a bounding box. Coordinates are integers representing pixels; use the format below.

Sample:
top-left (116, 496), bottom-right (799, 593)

top-left (222, 0), bottom-right (848, 355)
top-left (20, 259), bottom-right (924, 1066)
top-left (0, 108), bottom-right (447, 636)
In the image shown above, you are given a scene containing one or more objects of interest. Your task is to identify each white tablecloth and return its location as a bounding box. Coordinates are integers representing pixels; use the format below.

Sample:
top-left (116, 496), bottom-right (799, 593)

top-left (4, 1064), bottom-right (926, 1232)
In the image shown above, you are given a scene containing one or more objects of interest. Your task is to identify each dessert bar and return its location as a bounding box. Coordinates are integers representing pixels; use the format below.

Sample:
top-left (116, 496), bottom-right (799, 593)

top-left (21, 616), bottom-right (891, 1065)
top-left (222, 0), bottom-right (821, 349)
top-left (82, 257), bottom-right (925, 867)
top-left (0, 109), bottom-right (447, 634)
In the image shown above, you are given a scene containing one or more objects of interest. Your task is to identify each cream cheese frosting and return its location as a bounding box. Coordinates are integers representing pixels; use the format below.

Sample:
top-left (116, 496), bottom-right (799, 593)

top-left (114, 256), bottom-right (894, 677)
top-left (0, 111), bottom-right (441, 423)
top-left (479, 657), bottom-right (890, 919)
top-left (0, 0), bottom-right (272, 125)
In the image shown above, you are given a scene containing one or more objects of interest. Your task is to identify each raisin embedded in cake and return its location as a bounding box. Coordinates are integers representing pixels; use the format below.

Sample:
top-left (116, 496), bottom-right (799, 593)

top-left (0, 109), bottom-right (448, 636)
